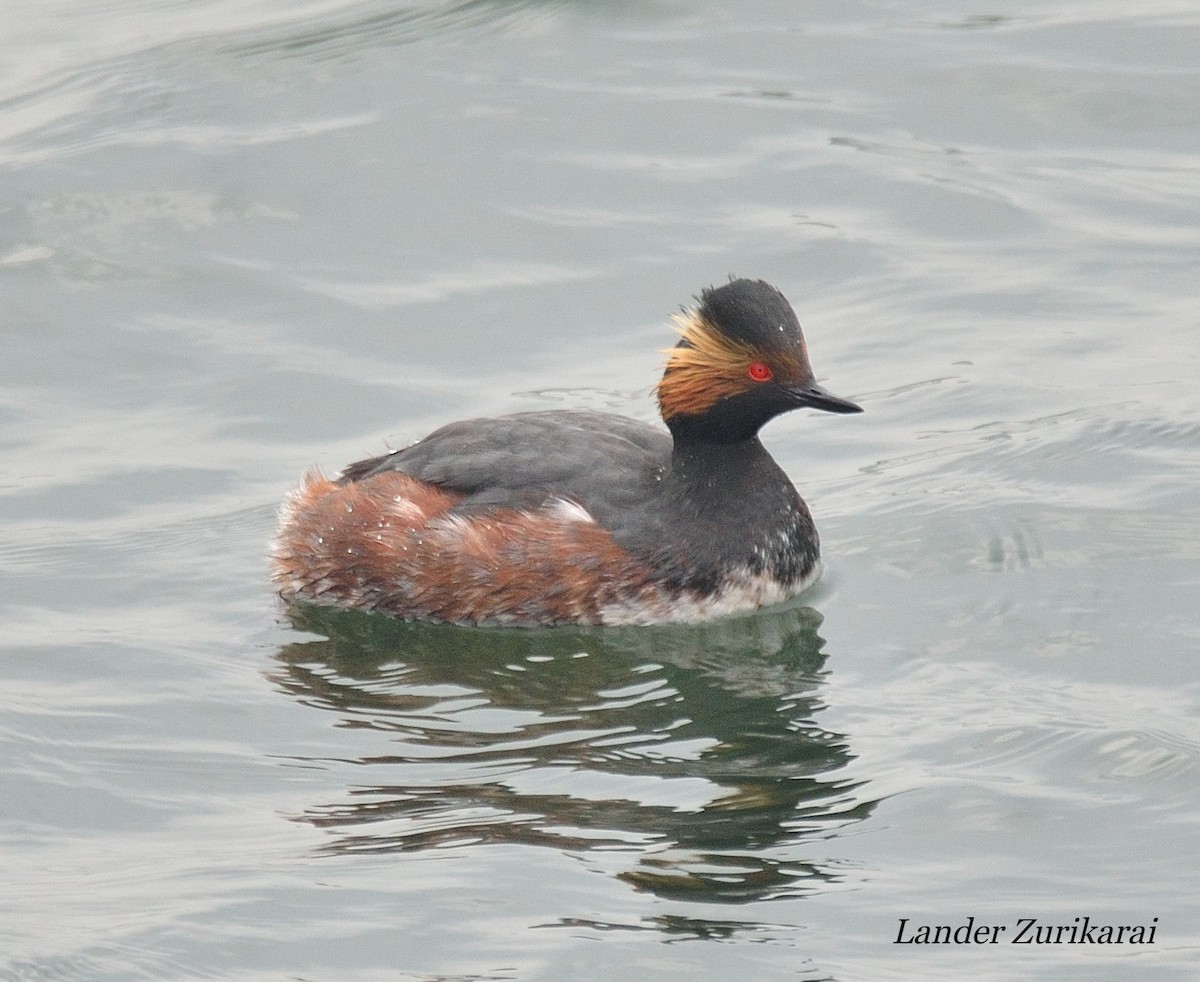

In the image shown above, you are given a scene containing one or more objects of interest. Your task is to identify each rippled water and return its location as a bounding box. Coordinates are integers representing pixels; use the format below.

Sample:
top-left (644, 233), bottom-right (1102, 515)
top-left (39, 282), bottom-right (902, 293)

top-left (3, 0), bottom-right (1198, 979)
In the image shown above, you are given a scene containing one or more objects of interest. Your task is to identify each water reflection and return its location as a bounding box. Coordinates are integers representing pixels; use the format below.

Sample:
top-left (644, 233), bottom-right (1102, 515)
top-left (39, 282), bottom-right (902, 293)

top-left (271, 602), bottom-right (874, 904)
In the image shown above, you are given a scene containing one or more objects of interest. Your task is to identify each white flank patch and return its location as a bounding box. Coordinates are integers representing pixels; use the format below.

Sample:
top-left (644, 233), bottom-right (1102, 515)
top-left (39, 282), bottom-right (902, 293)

top-left (428, 512), bottom-right (475, 537)
top-left (543, 497), bottom-right (596, 524)
top-left (598, 563), bottom-right (822, 627)
top-left (386, 495), bottom-right (426, 525)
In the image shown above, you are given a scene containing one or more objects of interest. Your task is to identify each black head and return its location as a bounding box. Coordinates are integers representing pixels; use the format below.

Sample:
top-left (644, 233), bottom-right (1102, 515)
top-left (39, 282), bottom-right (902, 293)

top-left (699, 278), bottom-right (807, 356)
top-left (657, 278), bottom-right (862, 442)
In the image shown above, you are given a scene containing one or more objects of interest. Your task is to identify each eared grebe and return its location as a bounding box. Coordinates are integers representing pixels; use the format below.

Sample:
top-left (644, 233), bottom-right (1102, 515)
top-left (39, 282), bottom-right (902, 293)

top-left (272, 278), bottom-right (862, 626)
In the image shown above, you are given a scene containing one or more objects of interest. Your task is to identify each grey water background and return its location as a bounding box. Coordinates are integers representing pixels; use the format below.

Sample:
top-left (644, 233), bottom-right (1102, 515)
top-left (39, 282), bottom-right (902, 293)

top-left (2, 0), bottom-right (1198, 978)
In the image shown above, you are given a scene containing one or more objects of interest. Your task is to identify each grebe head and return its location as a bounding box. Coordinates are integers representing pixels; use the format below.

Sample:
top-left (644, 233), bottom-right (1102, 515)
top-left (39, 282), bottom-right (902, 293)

top-left (657, 278), bottom-right (862, 442)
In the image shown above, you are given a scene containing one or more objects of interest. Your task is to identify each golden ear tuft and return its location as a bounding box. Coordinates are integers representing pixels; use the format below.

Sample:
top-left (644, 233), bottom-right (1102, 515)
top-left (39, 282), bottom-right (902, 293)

top-left (664, 311), bottom-right (759, 368)
top-left (656, 310), bottom-right (762, 419)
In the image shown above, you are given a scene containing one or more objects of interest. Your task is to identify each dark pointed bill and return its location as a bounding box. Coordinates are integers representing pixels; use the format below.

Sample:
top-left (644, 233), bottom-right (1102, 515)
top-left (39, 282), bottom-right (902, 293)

top-left (788, 380), bottom-right (863, 414)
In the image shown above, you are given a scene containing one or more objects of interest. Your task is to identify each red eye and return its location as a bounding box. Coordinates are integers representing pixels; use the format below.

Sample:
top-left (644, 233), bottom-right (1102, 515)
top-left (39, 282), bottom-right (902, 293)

top-left (747, 361), bottom-right (773, 382)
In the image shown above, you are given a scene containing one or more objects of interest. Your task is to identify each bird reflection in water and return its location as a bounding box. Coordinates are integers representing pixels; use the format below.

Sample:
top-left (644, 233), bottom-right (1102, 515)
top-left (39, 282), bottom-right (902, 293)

top-left (270, 601), bottom-right (876, 908)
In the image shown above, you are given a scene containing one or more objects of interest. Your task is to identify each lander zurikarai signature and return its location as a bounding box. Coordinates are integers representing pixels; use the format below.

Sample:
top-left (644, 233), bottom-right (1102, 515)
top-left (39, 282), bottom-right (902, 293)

top-left (894, 916), bottom-right (1158, 945)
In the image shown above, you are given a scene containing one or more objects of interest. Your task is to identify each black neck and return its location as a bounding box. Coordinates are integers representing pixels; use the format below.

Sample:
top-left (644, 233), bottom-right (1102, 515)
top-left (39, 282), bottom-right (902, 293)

top-left (665, 434), bottom-right (790, 518)
top-left (651, 433), bottom-right (814, 593)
